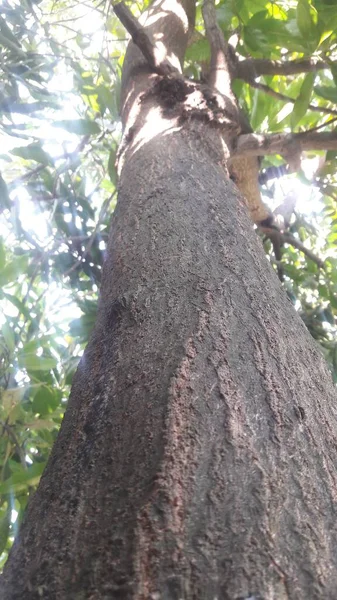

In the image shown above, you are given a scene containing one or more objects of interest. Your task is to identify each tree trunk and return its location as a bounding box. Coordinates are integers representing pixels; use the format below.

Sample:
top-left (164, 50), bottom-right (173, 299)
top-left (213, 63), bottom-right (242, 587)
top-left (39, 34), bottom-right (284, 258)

top-left (2, 1), bottom-right (337, 599)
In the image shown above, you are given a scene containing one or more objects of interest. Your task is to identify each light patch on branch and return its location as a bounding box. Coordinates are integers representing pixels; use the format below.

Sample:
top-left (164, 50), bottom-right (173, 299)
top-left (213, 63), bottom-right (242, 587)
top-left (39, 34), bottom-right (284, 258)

top-left (113, 2), bottom-right (180, 75)
top-left (201, 0), bottom-right (234, 102)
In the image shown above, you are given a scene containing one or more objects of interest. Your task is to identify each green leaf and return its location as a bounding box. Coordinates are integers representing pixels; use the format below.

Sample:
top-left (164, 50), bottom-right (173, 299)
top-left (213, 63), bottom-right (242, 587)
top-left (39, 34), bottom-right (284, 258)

top-left (185, 37), bottom-right (210, 63)
top-left (0, 175), bottom-right (10, 210)
top-left (32, 385), bottom-right (59, 415)
top-left (21, 336), bottom-right (54, 355)
top-left (243, 26), bottom-right (264, 52)
top-left (0, 236), bottom-right (5, 268)
top-left (244, 16), bottom-right (309, 53)
top-left (0, 20), bottom-right (25, 57)
top-left (295, 0), bottom-right (319, 50)
top-left (323, 308), bottom-right (335, 325)
top-left (291, 73), bottom-right (315, 129)
top-left (0, 513), bottom-right (10, 555)
top-left (248, 10), bottom-right (269, 27)
top-left (97, 85), bottom-right (117, 118)
top-left (326, 150), bottom-right (337, 161)
top-left (17, 353), bottom-right (58, 371)
top-left (327, 231), bottom-right (337, 244)
top-left (1, 320), bottom-right (15, 353)
top-left (297, 0), bottom-right (311, 35)
top-left (0, 16), bottom-right (21, 47)
top-left (0, 463), bottom-right (46, 494)
top-left (314, 85), bottom-right (337, 103)
top-left (1, 293), bottom-right (30, 319)
top-left (10, 143), bottom-right (53, 166)
top-left (216, 4), bottom-right (234, 26)
top-left (64, 357), bottom-right (80, 386)
top-left (53, 119), bottom-right (101, 135)
top-left (330, 294), bottom-right (337, 310)
top-left (297, 0), bottom-right (316, 36)
top-left (108, 145), bottom-right (117, 186)
top-left (69, 313), bottom-right (96, 343)
top-left (0, 255), bottom-right (29, 286)
top-left (330, 64), bottom-right (337, 87)
top-left (25, 419), bottom-right (57, 431)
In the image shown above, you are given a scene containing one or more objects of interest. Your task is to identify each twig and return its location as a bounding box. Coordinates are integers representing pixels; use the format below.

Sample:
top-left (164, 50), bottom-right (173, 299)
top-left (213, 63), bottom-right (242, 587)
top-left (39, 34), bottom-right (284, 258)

top-left (283, 232), bottom-right (325, 268)
top-left (113, 2), bottom-right (178, 76)
top-left (260, 226), bottom-right (324, 280)
top-left (0, 420), bottom-right (27, 469)
top-left (300, 116), bottom-right (337, 134)
top-left (233, 131), bottom-right (337, 158)
top-left (249, 80), bottom-right (337, 117)
top-left (11, 163), bottom-right (47, 185)
top-left (235, 55), bottom-right (329, 80)
top-left (10, 135), bottom-right (92, 188)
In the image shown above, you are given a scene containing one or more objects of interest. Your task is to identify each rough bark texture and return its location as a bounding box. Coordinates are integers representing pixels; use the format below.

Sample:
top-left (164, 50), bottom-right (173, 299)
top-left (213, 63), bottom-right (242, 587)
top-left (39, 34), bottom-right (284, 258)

top-left (3, 83), bottom-right (337, 600)
top-left (2, 2), bottom-right (337, 599)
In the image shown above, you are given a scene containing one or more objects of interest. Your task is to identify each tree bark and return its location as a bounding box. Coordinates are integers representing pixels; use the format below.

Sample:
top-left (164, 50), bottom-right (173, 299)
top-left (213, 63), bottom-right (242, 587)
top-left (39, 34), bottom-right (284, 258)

top-left (2, 2), bottom-right (337, 599)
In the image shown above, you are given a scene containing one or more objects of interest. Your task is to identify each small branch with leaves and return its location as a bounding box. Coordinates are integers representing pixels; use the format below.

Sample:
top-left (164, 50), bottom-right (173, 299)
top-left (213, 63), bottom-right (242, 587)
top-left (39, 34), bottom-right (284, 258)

top-left (247, 80), bottom-right (337, 118)
top-left (0, 419), bottom-right (27, 469)
top-left (260, 225), bottom-right (325, 282)
top-left (282, 232), bottom-right (325, 269)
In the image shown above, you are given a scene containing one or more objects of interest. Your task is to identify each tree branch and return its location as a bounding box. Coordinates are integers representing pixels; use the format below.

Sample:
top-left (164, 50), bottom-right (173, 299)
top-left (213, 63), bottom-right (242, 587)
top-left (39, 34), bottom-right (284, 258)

top-left (202, 0), bottom-right (233, 97)
top-left (236, 55), bottom-right (329, 80)
top-left (260, 227), bottom-right (324, 281)
top-left (0, 420), bottom-right (27, 469)
top-left (283, 232), bottom-right (325, 268)
top-left (249, 80), bottom-right (337, 117)
top-left (113, 2), bottom-right (179, 75)
top-left (233, 131), bottom-right (337, 158)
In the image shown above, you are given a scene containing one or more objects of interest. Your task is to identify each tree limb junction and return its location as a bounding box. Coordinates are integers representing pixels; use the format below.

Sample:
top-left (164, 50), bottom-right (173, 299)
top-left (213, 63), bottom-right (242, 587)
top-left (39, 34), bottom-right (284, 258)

top-left (113, 1), bottom-right (179, 75)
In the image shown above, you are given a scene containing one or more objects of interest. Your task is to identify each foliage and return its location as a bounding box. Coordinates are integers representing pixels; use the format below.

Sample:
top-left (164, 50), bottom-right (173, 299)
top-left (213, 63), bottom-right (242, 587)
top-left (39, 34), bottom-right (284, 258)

top-left (0, 0), bottom-right (337, 566)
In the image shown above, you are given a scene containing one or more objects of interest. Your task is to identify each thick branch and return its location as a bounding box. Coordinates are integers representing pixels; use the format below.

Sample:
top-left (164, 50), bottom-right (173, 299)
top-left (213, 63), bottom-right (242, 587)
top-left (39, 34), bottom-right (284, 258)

top-left (113, 2), bottom-right (179, 75)
top-left (236, 55), bottom-right (329, 80)
top-left (202, 0), bottom-right (233, 97)
top-left (119, 0), bottom-right (195, 124)
top-left (233, 131), bottom-right (337, 158)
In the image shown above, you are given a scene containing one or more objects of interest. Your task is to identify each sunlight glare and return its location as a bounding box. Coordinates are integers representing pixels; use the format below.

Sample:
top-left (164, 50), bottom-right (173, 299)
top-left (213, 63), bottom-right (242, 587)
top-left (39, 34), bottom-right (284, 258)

top-left (16, 188), bottom-right (49, 242)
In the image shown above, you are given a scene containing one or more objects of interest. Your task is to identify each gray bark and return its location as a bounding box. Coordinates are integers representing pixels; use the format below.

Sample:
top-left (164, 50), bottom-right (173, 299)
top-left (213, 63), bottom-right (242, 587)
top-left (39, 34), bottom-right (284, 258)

top-left (2, 1), bottom-right (337, 599)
